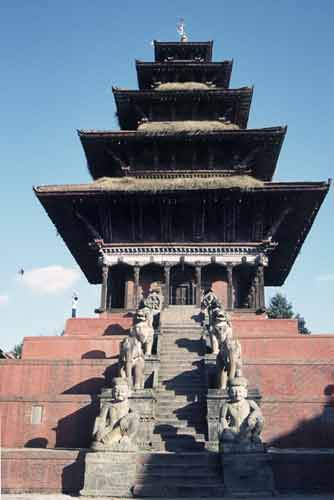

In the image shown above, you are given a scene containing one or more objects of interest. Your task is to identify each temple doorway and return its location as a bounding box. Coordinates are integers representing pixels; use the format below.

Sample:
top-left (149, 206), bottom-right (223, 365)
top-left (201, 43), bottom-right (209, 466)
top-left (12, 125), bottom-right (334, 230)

top-left (170, 264), bottom-right (195, 305)
top-left (107, 263), bottom-right (133, 309)
top-left (202, 263), bottom-right (228, 308)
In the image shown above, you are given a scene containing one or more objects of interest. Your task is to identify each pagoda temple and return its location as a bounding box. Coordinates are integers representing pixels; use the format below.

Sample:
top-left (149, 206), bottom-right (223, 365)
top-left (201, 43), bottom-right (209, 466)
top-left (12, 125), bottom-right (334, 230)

top-left (1, 31), bottom-right (334, 497)
top-left (34, 39), bottom-right (329, 314)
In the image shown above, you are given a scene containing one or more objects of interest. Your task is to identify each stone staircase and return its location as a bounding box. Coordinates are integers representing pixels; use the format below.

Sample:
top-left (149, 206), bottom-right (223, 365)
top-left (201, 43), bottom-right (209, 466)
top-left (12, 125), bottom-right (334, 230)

top-left (134, 306), bottom-right (225, 497)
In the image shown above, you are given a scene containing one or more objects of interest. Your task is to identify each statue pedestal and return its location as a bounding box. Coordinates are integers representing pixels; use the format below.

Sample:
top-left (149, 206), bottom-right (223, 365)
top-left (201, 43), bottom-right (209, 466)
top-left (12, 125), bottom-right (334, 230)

top-left (206, 386), bottom-right (262, 450)
top-left (222, 451), bottom-right (275, 497)
top-left (100, 387), bottom-right (156, 451)
top-left (81, 451), bottom-right (137, 497)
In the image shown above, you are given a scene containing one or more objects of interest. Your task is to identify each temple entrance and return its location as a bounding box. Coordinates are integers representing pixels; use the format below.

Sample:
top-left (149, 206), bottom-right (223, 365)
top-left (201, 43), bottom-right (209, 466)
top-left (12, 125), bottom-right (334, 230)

top-left (170, 264), bottom-right (195, 305)
top-left (107, 264), bottom-right (133, 310)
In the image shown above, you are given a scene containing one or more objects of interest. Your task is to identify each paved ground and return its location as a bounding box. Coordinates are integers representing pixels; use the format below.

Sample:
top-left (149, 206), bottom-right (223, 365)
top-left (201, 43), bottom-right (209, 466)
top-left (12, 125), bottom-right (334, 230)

top-left (2, 495), bottom-right (334, 500)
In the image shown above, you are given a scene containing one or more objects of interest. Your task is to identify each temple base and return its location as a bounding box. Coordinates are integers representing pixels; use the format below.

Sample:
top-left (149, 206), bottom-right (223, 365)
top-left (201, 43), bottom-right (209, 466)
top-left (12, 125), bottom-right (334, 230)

top-left (80, 451), bottom-right (137, 497)
top-left (222, 451), bottom-right (275, 497)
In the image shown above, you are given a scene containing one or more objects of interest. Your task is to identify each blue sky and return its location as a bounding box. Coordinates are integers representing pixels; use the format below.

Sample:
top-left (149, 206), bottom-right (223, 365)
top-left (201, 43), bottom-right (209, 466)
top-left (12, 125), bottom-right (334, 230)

top-left (0, 1), bottom-right (333, 350)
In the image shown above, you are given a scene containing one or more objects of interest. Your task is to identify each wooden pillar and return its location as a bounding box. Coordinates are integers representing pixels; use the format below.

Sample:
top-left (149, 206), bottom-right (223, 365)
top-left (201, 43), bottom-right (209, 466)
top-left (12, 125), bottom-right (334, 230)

top-left (257, 264), bottom-right (265, 310)
top-left (201, 198), bottom-right (205, 239)
top-left (100, 263), bottom-right (109, 312)
top-left (138, 201), bottom-right (143, 240)
top-left (227, 264), bottom-right (233, 310)
top-left (133, 264), bottom-right (140, 309)
top-left (130, 201), bottom-right (136, 242)
top-left (208, 145), bottom-right (214, 170)
top-left (171, 102), bottom-right (176, 121)
top-left (163, 264), bottom-right (171, 308)
top-left (153, 141), bottom-right (159, 169)
top-left (195, 265), bottom-right (202, 307)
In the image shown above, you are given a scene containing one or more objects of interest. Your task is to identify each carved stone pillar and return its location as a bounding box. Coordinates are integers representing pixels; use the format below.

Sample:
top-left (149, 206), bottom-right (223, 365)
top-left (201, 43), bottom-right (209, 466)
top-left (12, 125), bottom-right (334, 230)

top-left (100, 263), bottom-right (109, 312)
top-left (227, 264), bottom-right (233, 310)
top-left (133, 264), bottom-right (140, 309)
top-left (195, 265), bottom-right (202, 307)
top-left (163, 264), bottom-right (171, 308)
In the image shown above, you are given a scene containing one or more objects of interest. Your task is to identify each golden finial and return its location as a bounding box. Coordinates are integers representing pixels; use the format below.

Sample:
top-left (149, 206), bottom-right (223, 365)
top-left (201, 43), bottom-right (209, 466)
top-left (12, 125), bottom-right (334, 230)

top-left (177, 18), bottom-right (188, 42)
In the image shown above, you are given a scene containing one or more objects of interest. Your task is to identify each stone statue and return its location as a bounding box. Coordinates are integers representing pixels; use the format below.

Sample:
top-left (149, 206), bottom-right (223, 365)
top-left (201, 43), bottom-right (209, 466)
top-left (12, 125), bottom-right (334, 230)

top-left (91, 377), bottom-right (139, 451)
top-left (143, 287), bottom-right (162, 329)
top-left (219, 377), bottom-right (264, 451)
top-left (118, 334), bottom-right (145, 390)
top-left (201, 288), bottom-right (222, 315)
top-left (132, 306), bottom-right (154, 356)
top-left (210, 306), bottom-right (230, 353)
top-left (201, 289), bottom-right (225, 353)
top-left (215, 312), bottom-right (242, 389)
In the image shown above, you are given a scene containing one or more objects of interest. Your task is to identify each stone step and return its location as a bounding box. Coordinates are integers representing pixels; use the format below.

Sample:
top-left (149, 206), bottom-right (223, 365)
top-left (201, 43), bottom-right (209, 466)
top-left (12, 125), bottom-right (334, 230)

top-left (133, 482), bottom-right (225, 497)
top-left (159, 369), bottom-right (203, 374)
top-left (161, 332), bottom-right (203, 338)
top-left (136, 464), bottom-right (219, 477)
top-left (155, 416), bottom-right (205, 426)
top-left (160, 355), bottom-right (203, 361)
top-left (162, 437), bottom-right (206, 452)
top-left (155, 415), bottom-right (206, 424)
top-left (156, 396), bottom-right (204, 403)
top-left (160, 348), bottom-right (202, 352)
top-left (155, 394), bottom-right (200, 402)
top-left (135, 473), bottom-right (219, 484)
top-left (156, 411), bottom-right (206, 420)
top-left (155, 414), bottom-right (206, 422)
top-left (137, 451), bottom-right (220, 466)
top-left (159, 376), bottom-right (205, 382)
top-left (154, 428), bottom-right (206, 440)
top-left (161, 326), bottom-right (202, 331)
top-left (160, 356), bottom-right (203, 361)
top-left (155, 411), bottom-right (206, 421)
top-left (159, 358), bottom-right (201, 364)
top-left (158, 383), bottom-right (207, 391)
top-left (159, 363), bottom-right (203, 369)
top-left (156, 387), bottom-right (206, 394)
top-left (157, 398), bottom-right (206, 408)
top-left (162, 332), bottom-right (203, 336)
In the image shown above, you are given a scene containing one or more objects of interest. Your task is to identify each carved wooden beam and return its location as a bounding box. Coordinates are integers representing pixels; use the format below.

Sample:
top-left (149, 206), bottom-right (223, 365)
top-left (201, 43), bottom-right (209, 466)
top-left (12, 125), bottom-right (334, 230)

top-left (74, 208), bottom-right (102, 240)
top-left (264, 207), bottom-right (292, 240)
top-left (106, 148), bottom-right (130, 176)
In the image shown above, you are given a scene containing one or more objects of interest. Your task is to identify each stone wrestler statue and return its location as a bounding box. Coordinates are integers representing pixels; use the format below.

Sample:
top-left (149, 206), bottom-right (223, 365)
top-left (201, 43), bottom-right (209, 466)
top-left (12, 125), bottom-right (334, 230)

top-left (91, 377), bottom-right (139, 451)
top-left (219, 377), bottom-right (264, 450)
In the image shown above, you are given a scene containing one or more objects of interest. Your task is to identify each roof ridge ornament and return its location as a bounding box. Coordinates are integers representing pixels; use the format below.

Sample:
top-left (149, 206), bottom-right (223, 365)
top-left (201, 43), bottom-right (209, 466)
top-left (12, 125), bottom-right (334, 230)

top-left (177, 17), bottom-right (188, 42)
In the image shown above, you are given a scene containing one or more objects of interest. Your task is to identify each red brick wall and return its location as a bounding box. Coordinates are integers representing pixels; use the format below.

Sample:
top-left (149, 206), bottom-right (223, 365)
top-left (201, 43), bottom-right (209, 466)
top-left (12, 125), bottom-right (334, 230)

top-left (0, 395), bottom-right (96, 449)
top-left (64, 314), bottom-right (133, 336)
top-left (2, 448), bottom-right (333, 494)
top-left (22, 335), bottom-right (125, 360)
top-left (1, 449), bottom-right (85, 494)
top-left (0, 359), bottom-right (113, 395)
top-left (2, 316), bottom-right (334, 455)
top-left (212, 280), bottom-right (228, 308)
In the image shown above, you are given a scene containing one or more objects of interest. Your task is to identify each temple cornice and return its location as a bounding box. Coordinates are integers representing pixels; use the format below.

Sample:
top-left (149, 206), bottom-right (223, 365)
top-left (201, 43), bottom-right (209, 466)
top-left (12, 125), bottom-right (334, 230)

top-left (113, 87), bottom-right (253, 130)
top-left (153, 40), bottom-right (213, 62)
top-left (78, 126), bottom-right (287, 181)
top-left (34, 180), bottom-right (330, 286)
top-left (136, 60), bottom-right (233, 89)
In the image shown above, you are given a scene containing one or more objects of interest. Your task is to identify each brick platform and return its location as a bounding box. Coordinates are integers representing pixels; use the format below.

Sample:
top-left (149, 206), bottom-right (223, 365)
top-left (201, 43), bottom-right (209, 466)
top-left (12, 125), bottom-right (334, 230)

top-left (1, 312), bottom-right (334, 494)
top-left (2, 448), bottom-right (334, 495)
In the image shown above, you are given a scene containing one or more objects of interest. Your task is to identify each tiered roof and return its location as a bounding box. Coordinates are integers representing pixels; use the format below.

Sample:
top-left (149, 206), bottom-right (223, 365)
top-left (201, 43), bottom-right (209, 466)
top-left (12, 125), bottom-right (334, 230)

top-left (35, 37), bottom-right (330, 286)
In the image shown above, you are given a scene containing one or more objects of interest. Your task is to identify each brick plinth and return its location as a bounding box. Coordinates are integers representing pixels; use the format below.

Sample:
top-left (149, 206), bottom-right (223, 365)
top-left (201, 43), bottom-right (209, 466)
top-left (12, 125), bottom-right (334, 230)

top-left (1, 315), bottom-right (334, 494)
top-left (22, 335), bottom-right (125, 360)
top-left (64, 313), bottom-right (133, 337)
top-left (1, 448), bottom-right (85, 494)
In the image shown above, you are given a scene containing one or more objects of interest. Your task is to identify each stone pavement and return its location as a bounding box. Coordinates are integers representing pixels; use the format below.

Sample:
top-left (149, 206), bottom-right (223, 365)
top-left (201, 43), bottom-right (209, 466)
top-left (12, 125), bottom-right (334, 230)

top-left (2, 494), bottom-right (334, 499)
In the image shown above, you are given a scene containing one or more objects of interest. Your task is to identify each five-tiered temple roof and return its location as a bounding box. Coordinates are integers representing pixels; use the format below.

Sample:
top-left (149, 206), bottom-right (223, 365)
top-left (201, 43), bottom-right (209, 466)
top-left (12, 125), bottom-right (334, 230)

top-left (35, 37), bottom-right (330, 297)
